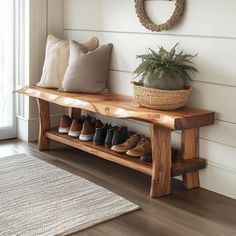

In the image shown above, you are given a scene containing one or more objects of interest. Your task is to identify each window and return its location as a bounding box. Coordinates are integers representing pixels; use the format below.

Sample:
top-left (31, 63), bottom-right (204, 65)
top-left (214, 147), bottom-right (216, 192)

top-left (0, 0), bottom-right (16, 140)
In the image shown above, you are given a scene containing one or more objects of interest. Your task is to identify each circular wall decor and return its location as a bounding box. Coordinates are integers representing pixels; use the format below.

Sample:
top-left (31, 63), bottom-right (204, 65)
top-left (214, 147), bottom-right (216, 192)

top-left (134, 0), bottom-right (185, 32)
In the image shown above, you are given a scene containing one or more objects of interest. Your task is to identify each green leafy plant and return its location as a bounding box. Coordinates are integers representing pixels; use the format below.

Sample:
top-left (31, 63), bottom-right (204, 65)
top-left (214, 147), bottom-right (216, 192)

top-left (134, 43), bottom-right (198, 82)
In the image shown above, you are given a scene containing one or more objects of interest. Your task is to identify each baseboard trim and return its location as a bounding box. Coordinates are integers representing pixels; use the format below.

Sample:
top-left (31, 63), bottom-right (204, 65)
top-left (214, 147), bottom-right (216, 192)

top-left (17, 113), bottom-right (63, 142)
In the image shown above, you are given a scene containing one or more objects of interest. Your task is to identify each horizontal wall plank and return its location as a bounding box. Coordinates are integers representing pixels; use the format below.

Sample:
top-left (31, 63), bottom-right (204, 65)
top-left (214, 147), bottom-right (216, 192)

top-left (64, 0), bottom-right (236, 39)
top-left (107, 70), bottom-right (134, 96)
top-left (200, 120), bottom-right (236, 149)
top-left (29, 0), bottom-right (47, 86)
top-left (48, 0), bottom-right (64, 37)
top-left (199, 139), bottom-right (236, 173)
top-left (200, 162), bottom-right (236, 200)
top-left (188, 81), bottom-right (236, 124)
top-left (128, 118), bottom-right (236, 151)
top-left (64, 30), bottom-right (236, 87)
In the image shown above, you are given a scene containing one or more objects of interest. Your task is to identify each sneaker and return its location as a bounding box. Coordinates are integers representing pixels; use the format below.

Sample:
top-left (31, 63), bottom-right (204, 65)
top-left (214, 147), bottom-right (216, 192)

top-left (126, 137), bottom-right (151, 157)
top-left (93, 124), bottom-right (111, 145)
top-left (111, 134), bottom-right (142, 153)
top-left (58, 115), bottom-right (72, 134)
top-left (111, 126), bottom-right (129, 146)
top-left (68, 118), bottom-right (84, 138)
top-left (79, 118), bottom-right (103, 141)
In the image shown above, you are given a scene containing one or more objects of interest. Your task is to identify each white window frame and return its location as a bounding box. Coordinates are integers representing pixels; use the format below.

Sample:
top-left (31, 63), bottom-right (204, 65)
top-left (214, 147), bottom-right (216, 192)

top-left (0, 0), bottom-right (17, 140)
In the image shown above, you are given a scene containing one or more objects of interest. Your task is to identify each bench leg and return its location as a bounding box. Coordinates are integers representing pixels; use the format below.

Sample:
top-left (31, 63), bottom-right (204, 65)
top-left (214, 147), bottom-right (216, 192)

top-left (37, 98), bottom-right (50, 151)
top-left (69, 108), bottom-right (82, 118)
top-left (150, 125), bottom-right (172, 198)
top-left (181, 128), bottom-right (200, 189)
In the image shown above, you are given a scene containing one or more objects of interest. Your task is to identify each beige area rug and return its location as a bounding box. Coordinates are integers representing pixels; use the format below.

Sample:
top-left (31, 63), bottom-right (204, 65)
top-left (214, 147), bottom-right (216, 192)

top-left (0, 154), bottom-right (139, 236)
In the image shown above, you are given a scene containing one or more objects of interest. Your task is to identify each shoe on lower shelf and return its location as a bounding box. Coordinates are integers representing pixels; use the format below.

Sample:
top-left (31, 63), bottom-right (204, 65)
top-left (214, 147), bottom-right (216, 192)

top-left (68, 118), bottom-right (84, 138)
top-left (58, 115), bottom-right (72, 134)
top-left (111, 126), bottom-right (129, 146)
top-left (79, 119), bottom-right (95, 141)
top-left (111, 134), bottom-right (142, 153)
top-left (104, 126), bottom-right (118, 148)
top-left (79, 118), bottom-right (103, 141)
top-left (126, 137), bottom-right (151, 157)
top-left (93, 124), bottom-right (111, 145)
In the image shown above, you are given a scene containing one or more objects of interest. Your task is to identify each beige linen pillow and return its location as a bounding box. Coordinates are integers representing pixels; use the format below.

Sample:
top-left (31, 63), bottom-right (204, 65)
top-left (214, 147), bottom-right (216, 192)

top-left (37, 35), bottom-right (99, 88)
top-left (62, 40), bottom-right (113, 93)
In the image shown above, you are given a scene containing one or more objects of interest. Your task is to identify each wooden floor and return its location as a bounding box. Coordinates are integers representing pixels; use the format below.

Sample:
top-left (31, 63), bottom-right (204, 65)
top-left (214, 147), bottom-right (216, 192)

top-left (0, 139), bottom-right (235, 236)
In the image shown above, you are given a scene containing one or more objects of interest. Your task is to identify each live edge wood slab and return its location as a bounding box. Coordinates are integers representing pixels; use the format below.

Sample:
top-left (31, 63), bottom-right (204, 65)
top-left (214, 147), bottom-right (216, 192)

top-left (17, 86), bottom-right (214, 198)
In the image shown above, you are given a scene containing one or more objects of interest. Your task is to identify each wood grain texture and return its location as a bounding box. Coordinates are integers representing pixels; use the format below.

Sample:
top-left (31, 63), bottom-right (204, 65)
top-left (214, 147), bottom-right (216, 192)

top-left (172, 158), bottom-right (206, 177)
top-left (45, 128), bottom-right (153, 176)
top-left (45, 128), bottom-right (206, 178)
top-left (150, 125), bottom-right (172, 197)
top-left (69, 108), bottom-right (82, 118)
top-left (182, 128), bottom-right (200, 189)
top-left (17, 87), bottom-right (211, 197)
top-left (16, 86), bottom-right (214, 130)
top-left (37, 98), bottom-right (50, 151)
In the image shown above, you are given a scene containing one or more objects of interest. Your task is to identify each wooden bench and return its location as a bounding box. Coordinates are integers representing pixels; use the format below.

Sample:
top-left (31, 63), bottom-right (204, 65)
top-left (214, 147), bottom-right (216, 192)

top-left (17, 86), bottom-right (214, 198)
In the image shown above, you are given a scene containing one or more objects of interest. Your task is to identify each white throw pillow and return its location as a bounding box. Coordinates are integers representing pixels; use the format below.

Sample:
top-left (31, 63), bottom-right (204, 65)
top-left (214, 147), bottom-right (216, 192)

top-left (37, 35), bottom-right (99, 88)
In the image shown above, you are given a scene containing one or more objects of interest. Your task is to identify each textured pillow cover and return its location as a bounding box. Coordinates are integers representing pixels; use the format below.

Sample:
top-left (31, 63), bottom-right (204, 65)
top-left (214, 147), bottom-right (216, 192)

top-left (37, 35), bottom-right (99, 88)
top-left (62, 41), bottom-right (113, 93)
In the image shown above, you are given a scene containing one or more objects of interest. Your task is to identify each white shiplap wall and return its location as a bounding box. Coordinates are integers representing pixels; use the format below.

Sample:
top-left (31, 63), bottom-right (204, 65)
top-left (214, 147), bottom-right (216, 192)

top-left (63, 0), bottom-right (236, 199)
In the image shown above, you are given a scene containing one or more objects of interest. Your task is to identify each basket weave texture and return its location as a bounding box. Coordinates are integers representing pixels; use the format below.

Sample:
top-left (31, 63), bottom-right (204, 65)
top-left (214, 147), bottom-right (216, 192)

top-left (133, 82), bottom-right (192, 110)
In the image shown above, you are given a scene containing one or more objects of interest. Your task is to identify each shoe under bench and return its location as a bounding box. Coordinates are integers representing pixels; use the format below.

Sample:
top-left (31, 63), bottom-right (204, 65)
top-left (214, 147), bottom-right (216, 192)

top-left (16, 86), bottom-right (214, 198)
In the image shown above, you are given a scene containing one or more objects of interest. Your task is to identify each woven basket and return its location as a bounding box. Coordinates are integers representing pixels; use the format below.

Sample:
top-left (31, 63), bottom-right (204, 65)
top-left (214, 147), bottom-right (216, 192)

top-left (133, 82), bottom-right (192, 110)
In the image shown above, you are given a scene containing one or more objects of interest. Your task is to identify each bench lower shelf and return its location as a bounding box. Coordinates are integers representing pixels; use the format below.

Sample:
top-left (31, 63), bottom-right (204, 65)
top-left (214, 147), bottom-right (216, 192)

top-left (45, 128), bottom-right (206, 177)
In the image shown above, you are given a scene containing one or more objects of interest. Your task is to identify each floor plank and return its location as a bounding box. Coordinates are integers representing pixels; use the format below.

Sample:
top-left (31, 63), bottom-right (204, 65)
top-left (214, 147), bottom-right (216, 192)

top-left (0, 139), bottom-right (235, 236)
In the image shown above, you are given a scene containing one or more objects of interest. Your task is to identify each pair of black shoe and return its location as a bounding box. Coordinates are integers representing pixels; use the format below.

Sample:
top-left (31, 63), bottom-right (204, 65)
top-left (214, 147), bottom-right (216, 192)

top-left (93, 125), bottom-right (129, 147)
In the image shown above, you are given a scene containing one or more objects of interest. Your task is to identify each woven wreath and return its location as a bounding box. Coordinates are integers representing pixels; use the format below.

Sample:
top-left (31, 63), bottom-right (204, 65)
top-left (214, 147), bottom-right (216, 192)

top-left (134, 0), bottom-right (185, 32)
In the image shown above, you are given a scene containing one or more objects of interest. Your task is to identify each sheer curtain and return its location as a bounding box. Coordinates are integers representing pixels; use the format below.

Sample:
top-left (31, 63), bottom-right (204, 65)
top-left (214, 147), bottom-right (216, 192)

top-left (0, 0), bottom-right (16, 139)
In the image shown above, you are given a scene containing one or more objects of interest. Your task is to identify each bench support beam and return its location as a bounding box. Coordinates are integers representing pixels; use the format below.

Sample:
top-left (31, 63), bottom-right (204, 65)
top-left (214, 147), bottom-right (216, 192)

top-left (150, 125), bottom-right (172, 198)
top-left (69, 108), bottom-right (82, 119)
top-left (37, 98), bottom-right (50, 151)
top-left (181, 128), bottom-right (200, 189)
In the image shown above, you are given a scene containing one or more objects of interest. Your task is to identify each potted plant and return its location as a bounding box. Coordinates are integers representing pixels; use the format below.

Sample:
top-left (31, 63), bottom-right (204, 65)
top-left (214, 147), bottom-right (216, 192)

top-left (133, 44), bottom-right (197, 110)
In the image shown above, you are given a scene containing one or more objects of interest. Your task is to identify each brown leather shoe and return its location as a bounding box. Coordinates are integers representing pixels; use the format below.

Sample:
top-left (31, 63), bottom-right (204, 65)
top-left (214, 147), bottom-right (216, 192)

top-left (68, 118), bottom-right (84, 137)
top-left (111, 134), bottom-right (141, 153)
top-left (58, 115), bottom-right (72, 134)
top-left (79, 118), bottom-right (103, 141)
top-left (126, 137), bottom-right (151, 157)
